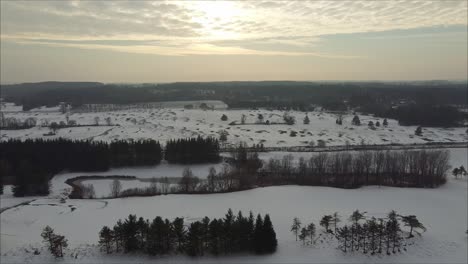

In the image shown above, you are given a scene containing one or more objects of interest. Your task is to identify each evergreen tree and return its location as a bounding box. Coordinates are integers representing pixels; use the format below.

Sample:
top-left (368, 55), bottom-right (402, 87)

top-left (337, 225), bottom-right (350, 252)
top-left (349, 210), bottom-right (366, 225)
top-left (291, 217), bottom-right (302, 241)
top-left (307, 223), bottom-right (316, 244)
top-left (172, 217), bottom-right (186, 253)
top-left (320, 215), bottom-right (333, 233)
top-left (253, 214), bottom-right (264, 254)
top-left (113, 220), bottom-right (124, 252)
top-left (352, 115), bottom-right (361, 126)
top-left (383, 118), bottom-right (388, 127)
top-left (186, 221), bottom-right (203, 256)
top-left (221, 114), bottom-right (228, 121)
top-left (41, 226), bottom-right (67, 258)
top-left (299, 227), bottom-right (308, 245)
top-left (415, 126), bottom-right (423, 136)
top-left (262, 214), bottom-right (277, 253)
top-left (401, 215), bottom-right (426, 238)
top-left (99, 226), bottom-right (114, 254)
top-left (208, 219), bottom-right (222, 255)
top-left (332, 212), bottom-right (341, 233)
top-left (147, 216), bottom-right (165, 255)
top-left (303, 115), bottom-right (310, 125)
top-left (122, 214), bottom-right (139, 252)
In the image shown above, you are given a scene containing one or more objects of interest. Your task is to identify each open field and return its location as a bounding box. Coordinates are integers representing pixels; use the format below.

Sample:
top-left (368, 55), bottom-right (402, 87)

top-left (1, 148), bottom-right (467, 263)
top-left (2, 104), bottom-right (467, 147)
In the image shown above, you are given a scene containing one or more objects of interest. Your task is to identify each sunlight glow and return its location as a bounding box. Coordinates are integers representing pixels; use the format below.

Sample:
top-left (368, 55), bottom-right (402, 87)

top-left (184, 1), bottom-right (247, 39)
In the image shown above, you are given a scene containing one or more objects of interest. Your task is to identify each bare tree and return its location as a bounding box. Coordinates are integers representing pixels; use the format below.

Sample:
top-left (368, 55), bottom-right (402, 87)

top-left (110, 180), bottom-right (122, 198)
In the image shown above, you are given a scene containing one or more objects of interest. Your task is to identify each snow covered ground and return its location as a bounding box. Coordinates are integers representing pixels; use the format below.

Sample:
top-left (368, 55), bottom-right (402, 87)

top-left (2, 106), bottom-right (467, 147)
top-left (1, 178), bottom-right (466, 263)
top-left (1, 148), bottom-right (467, 263)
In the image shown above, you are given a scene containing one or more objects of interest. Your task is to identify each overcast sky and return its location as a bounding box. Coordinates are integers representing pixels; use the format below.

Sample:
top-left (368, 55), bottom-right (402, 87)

top-left (1, 0), bottom-right (467, 83)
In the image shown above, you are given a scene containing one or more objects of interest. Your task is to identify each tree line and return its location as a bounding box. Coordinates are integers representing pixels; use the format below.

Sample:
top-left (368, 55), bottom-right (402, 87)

top-left (94, 146), bottom-right (452, 199)
top-left (0, 139), bottom-right (162, 196)
top-left (165, 136), bottom-right (220, 164)
top-left (260, 149), bottom-right (450, 188)
top-left (96, 209), bottom-right (276, 257)
top-left (1, 137), bottom-right (223, 196)
top-left (292, 210), bottom-right (426, 255)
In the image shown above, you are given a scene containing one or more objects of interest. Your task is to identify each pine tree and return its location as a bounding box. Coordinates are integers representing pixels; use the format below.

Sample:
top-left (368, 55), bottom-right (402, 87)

top-left (113, 220), bottom-right (124, 252)
top-left (415, 126), bottom-right (423, 136)
top-left (352, 115), bottom-right (361, 126)
top-left (221, 114), bottom-right (228, 121)
top-left (383, 118), bottom-right (388, 127)
top-left (253, 214), bottom-right (264, 254)
top-left (172, 217), bottom-right (186, 253)
top-left (303, 115), bottom-right (310, 125)
top-left (299, 227), bottom-right (308, 245)
top-left (320, 215), bottom-right (332, 233)
top-left (291, 217), bottom-right (302, 241)
top-left (332, 212), bottom-right (341, 233)
top-left (349, 210), bottom-right (366, 225)
top-left (262, 214), bottom-right (277, 253)
top-left (401, 215), bottom-right (426, 238)
top-left (41, 226), bottom-right (67, 258)
top-left (208, 219), bottom-right (221, 255)
top-left (99, 226), bottom-right (114, 254)
top-left (122, 214), bottom-right (139, 252)
top-left (307, 223), bottom-right (316, 244)
top-left (337, 226), bottom-right (350, 252)
top-left (186, 221), bottom-right (203, 256)
top-left (387, 210), bottom-right (402, 254)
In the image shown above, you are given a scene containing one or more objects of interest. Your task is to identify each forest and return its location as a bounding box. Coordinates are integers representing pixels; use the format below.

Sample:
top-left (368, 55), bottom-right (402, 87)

top-left (0, 137), bottom-right (221, 196)
top-left (2, 81), bottom-right (466, 126)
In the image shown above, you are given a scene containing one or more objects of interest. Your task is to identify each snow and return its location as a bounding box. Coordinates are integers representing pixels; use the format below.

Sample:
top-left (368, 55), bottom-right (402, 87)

top-left (2, 107), bottom-right (467, 147)
top-left (1, 149), bottom-right (467, 263)
top-left (1, 179), bottom-right (466, 263)
top-left (0, 186), bottom-right (41, 211)
top-left (49, 162), bottom-right (226, 197)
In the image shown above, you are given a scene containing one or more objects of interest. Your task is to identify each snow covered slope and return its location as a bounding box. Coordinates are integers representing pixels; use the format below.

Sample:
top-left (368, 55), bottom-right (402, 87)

top-left (2, 108), bottom-right (467, 147)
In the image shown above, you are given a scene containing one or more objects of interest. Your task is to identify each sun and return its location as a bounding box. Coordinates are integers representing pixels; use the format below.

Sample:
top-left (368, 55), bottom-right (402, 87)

top-left (183, 1), bottom-right (247, 39)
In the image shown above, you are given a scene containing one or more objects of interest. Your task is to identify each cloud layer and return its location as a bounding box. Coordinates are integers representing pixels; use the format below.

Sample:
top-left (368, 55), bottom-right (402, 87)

top-left (1, 0), bottom-right (467, 56)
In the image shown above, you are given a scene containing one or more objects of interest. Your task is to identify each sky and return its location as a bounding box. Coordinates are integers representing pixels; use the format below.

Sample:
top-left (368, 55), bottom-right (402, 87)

top-left (0, 0), bottom-right (467, 83)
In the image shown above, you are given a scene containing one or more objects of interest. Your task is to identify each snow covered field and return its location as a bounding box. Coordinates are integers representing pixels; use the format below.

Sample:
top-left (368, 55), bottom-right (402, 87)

top-left (1, 148), bottom-right (467, 263)
top-left (1, 104), bottom-right (467, 263)
top-left (1, 178), bottom-right (466, 263)
top-left (2, 105), bottom-right (467, 147)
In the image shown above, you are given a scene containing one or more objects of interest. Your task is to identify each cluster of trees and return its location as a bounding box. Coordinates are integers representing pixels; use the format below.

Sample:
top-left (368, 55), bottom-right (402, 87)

top-left (386, 104), bottom-right (464, 127)
top-left (165, 136), bottom-right (220, 164)
top-left (98, 210), bottom-right (277, 257)
top-left (452, 165), bottom-right (467, 178)
top-left (1, 139), bottom-right (161, 196)
top-left (41, 226), bottom-right (68, 258)
top-left (335, 210), bottom-right (425, 255)
top-left (292, 210), bottom-right (426, 256)
top-left (0, 114), bottom-right (37, 129)
top-left (261, 150), bottom-right (450, 188)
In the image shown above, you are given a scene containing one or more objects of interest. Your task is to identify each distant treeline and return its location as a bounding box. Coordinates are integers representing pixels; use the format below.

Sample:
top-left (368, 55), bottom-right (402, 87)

top-left (0, 137), bottom-right (219, 196)
top-left (97, 209), bottom-right (277, 257)
top-left (2, 81), bottom-right (466, 126)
